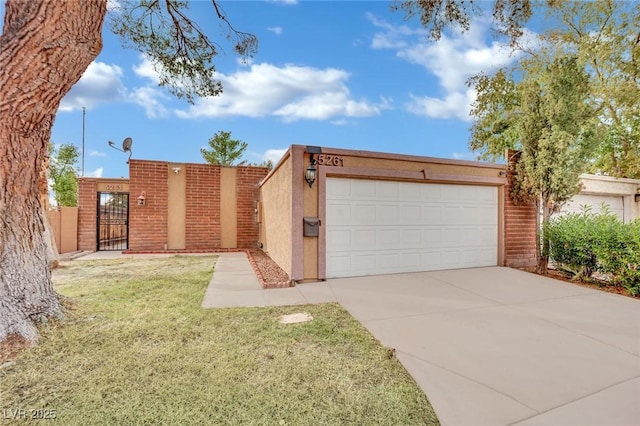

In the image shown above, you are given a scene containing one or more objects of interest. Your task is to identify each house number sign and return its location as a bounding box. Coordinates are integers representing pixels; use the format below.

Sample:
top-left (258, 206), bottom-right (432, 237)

top-left (315, 154), bottom-right (344, 167)
top-left (105, 184), bottom-right (125, 191)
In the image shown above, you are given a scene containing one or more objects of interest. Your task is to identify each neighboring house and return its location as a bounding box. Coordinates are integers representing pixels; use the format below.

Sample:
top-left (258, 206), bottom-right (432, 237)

top-left (560, 174), bottom-right (640, 223)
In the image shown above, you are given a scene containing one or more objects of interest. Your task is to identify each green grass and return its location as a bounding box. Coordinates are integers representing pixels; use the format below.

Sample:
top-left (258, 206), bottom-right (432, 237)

top-left (1, 256), bottom-right (438, 425)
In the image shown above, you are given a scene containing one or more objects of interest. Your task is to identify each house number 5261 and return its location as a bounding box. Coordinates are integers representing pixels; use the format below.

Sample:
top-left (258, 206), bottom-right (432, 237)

top-left (316, 154), bottom-right (344, 167)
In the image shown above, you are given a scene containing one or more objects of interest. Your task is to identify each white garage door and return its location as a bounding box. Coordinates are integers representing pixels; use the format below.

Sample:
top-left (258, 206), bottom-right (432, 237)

top-left (326, 178), bottom-right (498, 278)
top-left (560, 194), bottom-right (624, 221)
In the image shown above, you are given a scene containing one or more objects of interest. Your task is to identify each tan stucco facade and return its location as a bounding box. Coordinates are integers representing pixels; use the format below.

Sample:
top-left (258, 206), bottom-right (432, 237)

top-left (96, 179), bottom-right (130, 193)
top-left (259, 145), bottom-right (507, 282)
top-left (258, 152), bottom-right (294, 276)
top-left (168, 163), bottom-right (186, 249)
top-left (220, 167), bottom-right (238, 248)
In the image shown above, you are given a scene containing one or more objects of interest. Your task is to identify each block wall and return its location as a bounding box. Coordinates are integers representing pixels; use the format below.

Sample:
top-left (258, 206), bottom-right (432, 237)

top-left (236, 167), bottom-right (268, 248)
top-left (128, 160), bottom-right (169, 251)
top-left (185, 163), bottom-right (221, 250)
top-left (503, 150), bottom-right (538, 268)
top-left (77, 178), bottom-right (97, 251)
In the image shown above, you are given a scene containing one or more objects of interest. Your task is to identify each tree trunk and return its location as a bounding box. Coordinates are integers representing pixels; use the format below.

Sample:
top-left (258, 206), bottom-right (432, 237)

top-left (0, 0), bottom-right (106, 343)
top-left (537, 197), bottom-right (553, 274)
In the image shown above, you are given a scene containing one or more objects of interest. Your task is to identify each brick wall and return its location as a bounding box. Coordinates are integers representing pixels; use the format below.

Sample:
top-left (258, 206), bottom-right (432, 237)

top-left (77, 178), bottom-right (97, 251)
top-left (125, 160), bottom-right (267, 252)
top-left (504, 150), bottom-right (538, 268)
top-left (185, 164), bottom-right (221, 250)
top-left (236, 167), bottom-right (269, 248)
top-left (128, 160), bottom-right (169, 251)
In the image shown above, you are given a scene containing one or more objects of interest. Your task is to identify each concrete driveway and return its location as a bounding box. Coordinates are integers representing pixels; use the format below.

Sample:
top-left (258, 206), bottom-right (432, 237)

top-left (203, 254), bottom-right (640, 426)
top-left (327, 267), bottom-right (640, 426)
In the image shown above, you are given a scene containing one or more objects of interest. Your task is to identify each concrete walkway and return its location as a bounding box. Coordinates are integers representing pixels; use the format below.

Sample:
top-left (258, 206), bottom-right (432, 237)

top-left (201, 252), bottom-right (338, 308)
top-left (201, 252), bottom-right (640, 426)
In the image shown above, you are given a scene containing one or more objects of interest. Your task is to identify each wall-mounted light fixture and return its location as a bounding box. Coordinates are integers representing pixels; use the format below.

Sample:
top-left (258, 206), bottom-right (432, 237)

top-left (137, 191), bottom-right (146, 206)
top-left (172, 166), bottom-right (181, 174)
top-left (305, 146), bottom-right (322, 188)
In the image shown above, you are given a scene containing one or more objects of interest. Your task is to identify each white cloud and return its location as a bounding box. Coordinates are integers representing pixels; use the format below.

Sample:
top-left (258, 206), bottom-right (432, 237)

top-left (175, 62), bottom-right (388, 122)
top-left (59, 62), bottom-right (126, 111)
top-left (88, 150), bottom-right (107, 157)
top-left (129, 86), bottom-right (170, 118)
top-left (263, 148), bottom-right (288, 163)
top-left (369, 15), bottom-right (528, 121)
top-left (451, 152), bottom-right (475, 160)
top-left (133, 55), bottom-right (161, 84)
top-left (267, 26), bottom-right (283, 35)
top-left (406, 90), bottom-right (476, 122)
top-left (84, 167), bottom-right (104, 178)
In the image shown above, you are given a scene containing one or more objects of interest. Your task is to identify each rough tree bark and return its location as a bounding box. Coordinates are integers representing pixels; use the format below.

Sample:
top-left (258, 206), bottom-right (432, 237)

top-left (0, 0), bottom-right (107, 343)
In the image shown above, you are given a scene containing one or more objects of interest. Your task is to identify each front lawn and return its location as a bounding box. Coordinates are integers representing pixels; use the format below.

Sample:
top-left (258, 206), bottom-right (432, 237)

top-left (0, 256), bottom-right (438, 425)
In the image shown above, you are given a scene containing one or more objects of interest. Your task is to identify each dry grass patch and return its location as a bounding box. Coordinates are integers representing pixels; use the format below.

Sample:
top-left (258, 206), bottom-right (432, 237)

top-left (1, 256), bottom-right (438, 425)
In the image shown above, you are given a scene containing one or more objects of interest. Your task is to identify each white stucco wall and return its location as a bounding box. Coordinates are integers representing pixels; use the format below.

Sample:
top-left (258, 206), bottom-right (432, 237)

top-left (560, 174), bottom-right (640, 222)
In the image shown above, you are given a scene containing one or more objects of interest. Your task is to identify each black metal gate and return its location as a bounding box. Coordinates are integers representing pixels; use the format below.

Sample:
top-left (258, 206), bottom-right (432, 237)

top-left (97, 192), bottom-right (129, 251)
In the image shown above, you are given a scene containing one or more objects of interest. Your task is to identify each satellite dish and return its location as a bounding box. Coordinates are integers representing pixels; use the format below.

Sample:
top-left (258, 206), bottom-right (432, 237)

top-left (107, 137), bottom-right (134, 164)
top-left (122, 137), bottom-right (132, 152)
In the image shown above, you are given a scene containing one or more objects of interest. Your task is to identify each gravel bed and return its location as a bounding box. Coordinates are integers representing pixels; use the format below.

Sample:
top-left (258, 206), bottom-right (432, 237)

top-left (246, 250), bottom-right (291, 288)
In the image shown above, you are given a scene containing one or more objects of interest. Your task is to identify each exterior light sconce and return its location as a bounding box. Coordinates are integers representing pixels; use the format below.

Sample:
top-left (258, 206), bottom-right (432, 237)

top-left (305, 146), bottom-right (322, 188)
top-left (137, 191), bottom-right (146, 206)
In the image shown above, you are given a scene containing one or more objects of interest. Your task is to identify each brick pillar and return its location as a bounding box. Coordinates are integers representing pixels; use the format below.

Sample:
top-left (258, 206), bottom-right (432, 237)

top-left (236, 166), bottom-right (269, 248)
top-left (77, 178), bottom-right (97, 251)
top-left (504, 150), bottom-right (538, 268)
top-left (128, 160), bottom-right (169, 251)
top-left (185, 163), bottom-right (221, 250)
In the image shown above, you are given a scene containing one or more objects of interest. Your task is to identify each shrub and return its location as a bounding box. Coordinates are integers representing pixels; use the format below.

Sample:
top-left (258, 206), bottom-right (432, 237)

top-left (593, 219), bottom-right (640, 296)
top-left (545, 206), bottom-right (640, 296)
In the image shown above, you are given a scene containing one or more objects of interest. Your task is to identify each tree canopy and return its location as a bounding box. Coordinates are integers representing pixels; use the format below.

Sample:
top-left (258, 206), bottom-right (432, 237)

top-left (48, 143), bottom-right (80, 207)
top-left (110, 0), bottom-right (257, 103)
top-left (466, 0), bottom-right (640, 178)
top-left (200, 131), bottom-right (248, 166)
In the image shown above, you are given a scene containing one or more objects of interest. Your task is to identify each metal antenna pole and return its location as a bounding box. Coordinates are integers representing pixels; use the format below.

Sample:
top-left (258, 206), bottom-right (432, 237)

top-left (82, 107), bottom-right (86, 176)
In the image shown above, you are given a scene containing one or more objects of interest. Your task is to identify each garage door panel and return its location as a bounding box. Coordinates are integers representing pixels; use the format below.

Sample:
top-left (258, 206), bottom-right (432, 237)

top-left (377, 204), bottom-right (399, 225)
top-left (422, 229), bottom-right (443, 247)
top-left (327, 229), bottom-right (351, 250)
top-left (355, 204), bottom-right (377, 225)
top-left (400, 182), bottom-right (421, 199)
top-left (400, 205), bottom-right (422, 223)
top-left (561, 194), bottom-right (624, 221)
top-left (352, 229), bottom-right (376, 249)
top-left (422, 205), bottom-right (443, 223)
top-left (326, 202), bottom-right (351, 224)
top-left (326, 178), bottom-right (498, 278)
top-left (401, 229), bottom-right (422, 248)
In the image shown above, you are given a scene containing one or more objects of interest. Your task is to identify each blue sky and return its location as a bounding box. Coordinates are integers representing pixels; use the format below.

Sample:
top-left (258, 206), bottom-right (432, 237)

top-left (4, 1), bottom-right (532, 179)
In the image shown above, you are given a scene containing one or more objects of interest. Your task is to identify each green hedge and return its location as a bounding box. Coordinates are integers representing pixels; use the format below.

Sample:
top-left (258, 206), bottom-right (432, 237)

top-left (545, 207), bottom-right (640, 296)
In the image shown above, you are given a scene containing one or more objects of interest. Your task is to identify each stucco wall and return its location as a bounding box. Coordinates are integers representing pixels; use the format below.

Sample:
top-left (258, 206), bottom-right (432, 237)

top-left (258, 152), bottom-right (293, 276)
top-left (571, 174), bottom-right (640, 222)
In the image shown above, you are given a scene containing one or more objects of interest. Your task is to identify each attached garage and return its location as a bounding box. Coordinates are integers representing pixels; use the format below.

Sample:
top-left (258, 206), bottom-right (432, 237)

top-left (258, 145), bottom-right (517, 283)
top-left (325, 178), bottom-right (498, 278)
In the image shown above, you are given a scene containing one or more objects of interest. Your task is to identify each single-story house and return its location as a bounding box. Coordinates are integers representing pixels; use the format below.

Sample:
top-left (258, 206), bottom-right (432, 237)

top-left (73, 145), bottom-right (638, 284)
